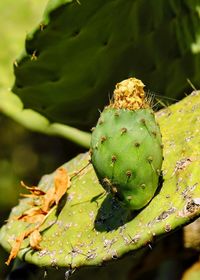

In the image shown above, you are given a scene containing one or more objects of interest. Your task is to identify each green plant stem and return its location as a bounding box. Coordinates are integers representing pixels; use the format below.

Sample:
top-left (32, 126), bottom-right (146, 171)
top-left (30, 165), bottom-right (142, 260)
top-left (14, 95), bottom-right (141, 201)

top-left (0, 90), bottom-right (91, 148)
top-left (47, 123), bottom-right (91, 148)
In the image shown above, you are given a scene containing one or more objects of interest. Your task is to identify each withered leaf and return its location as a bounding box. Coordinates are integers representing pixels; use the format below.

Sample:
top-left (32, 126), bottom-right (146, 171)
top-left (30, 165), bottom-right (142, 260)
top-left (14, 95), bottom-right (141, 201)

top-left (5, 232), bottom-right (26, 266)
top-left (41, 167), bottom-right (70, 212)
top-left (15, 207), bottom-right (46, 224)
top-left (54, 167), bottom-right (70, 205)
top-left (20, 181), bottom-right (45, 196)
top-left (6, 167), bottom-right (70, 265)
top-left (41, 186), bottom-right (55, 213)
top-left (5, 226), bottom-right (42, 265)
top-left (29, 229), bottom-right (42, 250)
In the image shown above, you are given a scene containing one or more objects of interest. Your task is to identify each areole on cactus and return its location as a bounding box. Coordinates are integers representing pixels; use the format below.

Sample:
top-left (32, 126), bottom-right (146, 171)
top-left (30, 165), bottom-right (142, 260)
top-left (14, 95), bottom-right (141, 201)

top-left (90, 78), bottom-right (163, 210)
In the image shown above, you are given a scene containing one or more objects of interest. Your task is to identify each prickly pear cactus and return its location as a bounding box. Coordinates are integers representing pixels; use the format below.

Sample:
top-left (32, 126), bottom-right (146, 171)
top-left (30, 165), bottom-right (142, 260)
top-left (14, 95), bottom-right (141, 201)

top-left (12, 0), bottom-right (200, 128)
top-left (1, 91), bottom-right (200, 272)
top-left (90, 78), bottom-right (163, 210)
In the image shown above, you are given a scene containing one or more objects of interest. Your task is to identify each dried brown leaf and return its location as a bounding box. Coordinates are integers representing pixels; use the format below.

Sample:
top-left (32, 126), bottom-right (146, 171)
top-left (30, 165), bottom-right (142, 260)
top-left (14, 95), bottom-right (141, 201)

top-left (20, 193), bottom-right (39, 198)
top-left (6, 168), bottom-right (70, 265)
top-left (5, 232), bottom-right (26, 265)
top-left (16, 207), bottom-right (46, 224)
top-left (5, 226), bottom-right (42, 265)
top-left (20, 214), bottom-right (45, 224)
top-left (41, 167), bottom-right (70, 212)
top-left (41, 187), bottom-right (55, 213)
top-left (20, 181), bottom-right (45, 196)
top-left (29, 230), bottom-right (42, 250)
top-left (54, 167), bottom-right (70, 205)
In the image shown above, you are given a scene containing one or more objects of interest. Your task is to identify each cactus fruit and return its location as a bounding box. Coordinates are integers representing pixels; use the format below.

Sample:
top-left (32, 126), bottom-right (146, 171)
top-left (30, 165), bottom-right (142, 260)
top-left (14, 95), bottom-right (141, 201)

top-left (90, 78), bottom-right (163, 210)
top-left (1, 91), bottom-right (200, 271)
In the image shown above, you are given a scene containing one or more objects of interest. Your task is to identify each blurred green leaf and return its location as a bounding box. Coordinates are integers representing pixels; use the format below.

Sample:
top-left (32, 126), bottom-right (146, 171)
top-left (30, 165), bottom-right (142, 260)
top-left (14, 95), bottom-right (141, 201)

top-left (0, 0), bottom-right (48, 90)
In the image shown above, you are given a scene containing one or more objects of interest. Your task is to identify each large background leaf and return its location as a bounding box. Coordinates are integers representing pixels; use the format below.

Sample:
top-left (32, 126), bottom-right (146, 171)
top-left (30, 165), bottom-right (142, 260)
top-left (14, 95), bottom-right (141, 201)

top-left (12, 0), bottom-right (200, 129)
top-left (0, 0), bottom-right (90, 147)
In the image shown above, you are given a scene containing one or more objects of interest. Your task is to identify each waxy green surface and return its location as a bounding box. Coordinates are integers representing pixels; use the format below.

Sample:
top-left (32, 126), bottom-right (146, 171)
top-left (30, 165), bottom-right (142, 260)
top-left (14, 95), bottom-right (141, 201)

top-left (1, 92), bottom-right (200, 269)
top-left (12, 0), bottom-right (200, 128)
top-left (91, 108), bottom-right (163, 210)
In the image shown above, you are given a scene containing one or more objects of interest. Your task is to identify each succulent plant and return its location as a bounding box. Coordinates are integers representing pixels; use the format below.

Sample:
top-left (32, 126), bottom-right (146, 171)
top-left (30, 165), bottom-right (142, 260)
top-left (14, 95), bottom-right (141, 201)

top-left (1, 90), bottom-right (200, 276)
top-left (90, 78), bottom-right (163, 210)
top-left (11, 0), bottom-right (200, 130)
top-left (1, 1), bottom-right (200, 279)
top-left (1, 0), bottom-right (200, 149)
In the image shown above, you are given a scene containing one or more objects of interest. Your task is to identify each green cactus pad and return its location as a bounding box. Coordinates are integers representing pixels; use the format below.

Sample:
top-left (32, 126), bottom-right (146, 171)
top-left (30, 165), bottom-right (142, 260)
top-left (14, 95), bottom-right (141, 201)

top-left (1, 91), bottom-right (200, 270)
top-left (12, 0), bottom-right (200, 128)
top-left (90, 107), bottom-right (163, 210)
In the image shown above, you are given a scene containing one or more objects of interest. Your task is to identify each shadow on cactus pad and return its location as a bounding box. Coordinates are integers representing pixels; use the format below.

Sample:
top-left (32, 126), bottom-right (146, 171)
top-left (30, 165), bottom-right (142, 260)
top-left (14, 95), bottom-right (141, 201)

top-left (94, 193), bottom-right (130, 232)
top-left (1, 91), bottom-right (200, 270)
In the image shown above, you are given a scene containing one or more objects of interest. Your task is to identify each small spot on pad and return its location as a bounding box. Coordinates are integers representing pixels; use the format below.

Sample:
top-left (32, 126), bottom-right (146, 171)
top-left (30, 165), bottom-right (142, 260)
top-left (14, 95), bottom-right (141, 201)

top-left (126, 170), bottom-right (132, 178)
top-left (100, 136), bottom-right (107, 143)
top-left (121, 127), bottom-right (127, 134)
top-left (111, 155), bottom-right (117, 163)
